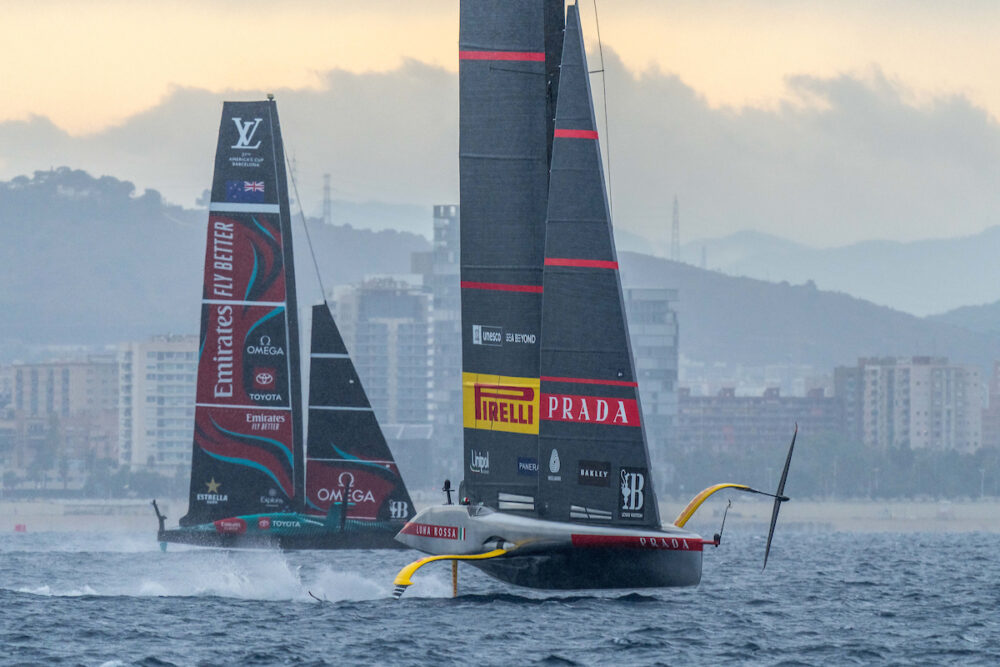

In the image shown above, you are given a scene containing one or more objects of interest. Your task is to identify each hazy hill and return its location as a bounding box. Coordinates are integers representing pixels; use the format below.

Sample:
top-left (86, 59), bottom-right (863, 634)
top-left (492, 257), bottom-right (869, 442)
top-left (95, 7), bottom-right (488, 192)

top-left (674, 227), bottom-right (1000, 317)
top-left (927, 300), bottom-right (1000, 335)
top-left (619, 252), bottom-right (1000, 370)
top-left (4, 168), bottom-right (999, 372)
top-left (0, 169), bottom-right (430, 355)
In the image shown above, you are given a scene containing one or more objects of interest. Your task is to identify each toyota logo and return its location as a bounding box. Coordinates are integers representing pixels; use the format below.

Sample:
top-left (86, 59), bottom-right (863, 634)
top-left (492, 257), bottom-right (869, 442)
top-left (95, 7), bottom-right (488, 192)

top-left (255, 372), bottom-right (274, 386)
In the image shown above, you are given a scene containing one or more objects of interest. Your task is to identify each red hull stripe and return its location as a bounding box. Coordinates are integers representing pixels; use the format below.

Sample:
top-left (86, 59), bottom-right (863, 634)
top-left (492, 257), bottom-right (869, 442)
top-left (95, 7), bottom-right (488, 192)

top-left (571, 534), bottom-right (704, 551)
top-left (459, 50), bottom-right (545, 62)
top-left (545, 258), bottom-right (619, 269)
top-left (461, 281), bottom-right (543, 293)
top-left (554, 128), bottom-right (599, 139)
top-left (541, 376), bottom-right (638, 388)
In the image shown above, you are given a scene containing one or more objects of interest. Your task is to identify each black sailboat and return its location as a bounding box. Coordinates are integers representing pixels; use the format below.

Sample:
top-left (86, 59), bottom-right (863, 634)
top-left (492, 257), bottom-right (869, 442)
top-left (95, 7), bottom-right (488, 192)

top-left (153, 99), bottom-right (413, 549)
top-left (393, 2), bottom-right (795, 592)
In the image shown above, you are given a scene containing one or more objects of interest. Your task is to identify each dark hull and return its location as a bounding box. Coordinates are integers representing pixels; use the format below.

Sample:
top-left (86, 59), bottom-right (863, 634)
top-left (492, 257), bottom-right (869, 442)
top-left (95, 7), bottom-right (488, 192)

top-left (158, 527), bottom-right (406, 550)
top-left (471, 546), bottom-right (702, 590)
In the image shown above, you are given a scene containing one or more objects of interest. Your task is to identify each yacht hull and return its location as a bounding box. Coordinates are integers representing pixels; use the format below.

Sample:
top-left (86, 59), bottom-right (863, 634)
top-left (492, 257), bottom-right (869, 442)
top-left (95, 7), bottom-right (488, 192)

top-left (395, 505), bottom-right (704, 589)
top-left (158, 512), bottom-right (406, 550)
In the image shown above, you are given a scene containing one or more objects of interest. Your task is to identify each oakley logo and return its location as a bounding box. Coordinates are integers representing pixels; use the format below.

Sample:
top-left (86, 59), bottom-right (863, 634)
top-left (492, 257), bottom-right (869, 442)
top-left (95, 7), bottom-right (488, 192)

top-left (231, 117), bottom-right (263, 150)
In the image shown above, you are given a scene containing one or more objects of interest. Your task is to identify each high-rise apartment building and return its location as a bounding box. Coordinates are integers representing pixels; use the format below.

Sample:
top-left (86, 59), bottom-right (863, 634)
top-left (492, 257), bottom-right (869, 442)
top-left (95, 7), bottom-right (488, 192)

top-left (118, 335), bottom-right (198, 474)
top-left (623, 287), bottom-right (680, 487)
top-left (331, 278), bottom-right (431, 425)
top-left (835, 357), bottom-right (983, 453)
top-left (424, 205), bottom-right (462, 477)
top-left (981, 362), bottom-right (1000, 450)
top-left (1, 357), bottom-right (118, 482)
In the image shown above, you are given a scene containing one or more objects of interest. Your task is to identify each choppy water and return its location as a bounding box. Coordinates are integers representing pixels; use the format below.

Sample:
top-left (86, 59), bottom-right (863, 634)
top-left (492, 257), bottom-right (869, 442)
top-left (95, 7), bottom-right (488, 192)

top-left (1, 529), bottom-right (998, 665)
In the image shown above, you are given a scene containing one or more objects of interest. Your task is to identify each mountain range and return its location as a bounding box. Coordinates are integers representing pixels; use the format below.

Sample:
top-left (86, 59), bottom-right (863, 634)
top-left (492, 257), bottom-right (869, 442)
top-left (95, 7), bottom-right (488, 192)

top-left (616, 227), bottom-right (1000, 318)
top-left (3, 168), bottom-right (998, 372)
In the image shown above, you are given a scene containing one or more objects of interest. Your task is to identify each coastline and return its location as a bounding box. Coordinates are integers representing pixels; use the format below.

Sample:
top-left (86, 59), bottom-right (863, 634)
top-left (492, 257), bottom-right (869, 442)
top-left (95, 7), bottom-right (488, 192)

top-left (1, 497), bottom-right (997, 534)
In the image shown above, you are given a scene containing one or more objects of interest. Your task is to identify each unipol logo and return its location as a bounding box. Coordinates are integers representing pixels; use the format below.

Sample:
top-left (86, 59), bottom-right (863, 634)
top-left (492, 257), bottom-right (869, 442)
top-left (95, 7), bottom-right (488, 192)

top-left (389, 501), bottom-right (409, 519)
top-left (231, 117), bottom-right (263, 150)
top-left (620, 468), bottom-right (646, 519)
top-left (469, 449), bottom-right (490, 475)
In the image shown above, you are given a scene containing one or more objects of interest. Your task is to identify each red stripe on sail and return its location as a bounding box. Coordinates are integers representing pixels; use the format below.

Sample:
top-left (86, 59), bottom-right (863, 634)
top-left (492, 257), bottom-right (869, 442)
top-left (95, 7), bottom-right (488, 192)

top-left (459, 50), bottom-right (545, 61)
top-left (544, 258), bottom-right (619, 269)
top-left (571, 534), bottom-right (704, 551)
top-left (461, 281), bottom-right (543, 293)
top-left (554, 129), bottom-right (599, 139)
top-left (541, 376), bottom-right (638, 388)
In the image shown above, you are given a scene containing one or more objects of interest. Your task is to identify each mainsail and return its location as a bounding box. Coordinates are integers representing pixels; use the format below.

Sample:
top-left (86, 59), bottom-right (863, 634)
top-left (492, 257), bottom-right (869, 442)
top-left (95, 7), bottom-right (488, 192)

top-left (459, 0), bottom-right (555, 509)
top-left (304, 304), bottom-right (414, 523)
top-left (181, 100), bottom-right (304, 526)
top-left (537, 4), bottom-right (660, 527)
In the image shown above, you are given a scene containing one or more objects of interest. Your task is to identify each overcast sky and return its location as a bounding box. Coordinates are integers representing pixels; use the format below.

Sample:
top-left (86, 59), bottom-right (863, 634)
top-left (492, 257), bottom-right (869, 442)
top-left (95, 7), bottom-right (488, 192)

top-left (3, 1), bottom-right (1000, 246)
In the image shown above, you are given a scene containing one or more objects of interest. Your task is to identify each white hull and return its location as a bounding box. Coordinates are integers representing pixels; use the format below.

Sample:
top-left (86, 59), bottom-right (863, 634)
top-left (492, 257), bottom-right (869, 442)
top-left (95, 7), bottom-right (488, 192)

top-left (395, 505), bottom-right (706, 589)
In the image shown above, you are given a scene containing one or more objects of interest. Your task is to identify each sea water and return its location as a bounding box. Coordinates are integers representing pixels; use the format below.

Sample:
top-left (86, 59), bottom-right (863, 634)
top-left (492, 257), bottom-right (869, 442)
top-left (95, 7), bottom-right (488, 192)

top-left (1, 530), bottom-right (997, 665)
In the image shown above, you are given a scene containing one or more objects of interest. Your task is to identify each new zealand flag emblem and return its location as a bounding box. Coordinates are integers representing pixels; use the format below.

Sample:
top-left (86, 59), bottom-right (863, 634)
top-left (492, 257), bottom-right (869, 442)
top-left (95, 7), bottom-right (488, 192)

top-left (225, 180), bottom-right (266, 203)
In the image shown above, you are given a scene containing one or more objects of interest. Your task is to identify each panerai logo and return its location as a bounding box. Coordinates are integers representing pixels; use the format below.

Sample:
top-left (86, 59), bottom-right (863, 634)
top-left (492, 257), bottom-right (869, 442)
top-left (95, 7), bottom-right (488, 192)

top-left (619, 467), bottom-right (646, 519)
top-left (547, 449), bottom-right (561, 481)
top-left (231, 117), bottom-right (263, 149)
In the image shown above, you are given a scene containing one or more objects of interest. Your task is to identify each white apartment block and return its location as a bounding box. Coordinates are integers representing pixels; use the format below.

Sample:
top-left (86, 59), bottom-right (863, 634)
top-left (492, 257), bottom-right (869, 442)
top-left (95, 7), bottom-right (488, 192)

top-left (853, 357), bottom-right (983, 453)
top-left (118, 335), bottom-right (198, 473)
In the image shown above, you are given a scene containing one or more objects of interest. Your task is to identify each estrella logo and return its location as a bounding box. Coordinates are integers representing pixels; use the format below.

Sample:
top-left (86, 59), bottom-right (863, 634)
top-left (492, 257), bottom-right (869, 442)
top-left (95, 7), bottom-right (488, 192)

top-left (462, 373), bottom-right (540, 435)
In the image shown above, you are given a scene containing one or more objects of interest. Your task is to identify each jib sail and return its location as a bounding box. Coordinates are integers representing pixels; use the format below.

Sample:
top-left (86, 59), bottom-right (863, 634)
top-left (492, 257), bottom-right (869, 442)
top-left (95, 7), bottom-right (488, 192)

top-left (536, 5), bottom-right (660, 527)
top-left (181, 100), bottom-right (304, 526)
top-left (304, 304), bottom-right (414, 524)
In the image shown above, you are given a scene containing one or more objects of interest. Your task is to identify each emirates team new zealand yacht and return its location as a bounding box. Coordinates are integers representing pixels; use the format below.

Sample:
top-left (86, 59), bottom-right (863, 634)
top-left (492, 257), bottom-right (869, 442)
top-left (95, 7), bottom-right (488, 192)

top-left (153, 98), bottom-right (414, 550)
top-left (393, 1), bottom-right (796, 594)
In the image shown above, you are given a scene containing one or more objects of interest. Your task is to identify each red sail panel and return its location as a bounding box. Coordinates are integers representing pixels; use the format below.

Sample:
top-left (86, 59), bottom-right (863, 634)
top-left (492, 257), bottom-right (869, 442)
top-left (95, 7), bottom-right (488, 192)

top-left (202, 213), bottom-right (285, 303)
top-left (196, 303), bottom-right (291, 408)
top-left (305, 460), bottom-right (407, 521)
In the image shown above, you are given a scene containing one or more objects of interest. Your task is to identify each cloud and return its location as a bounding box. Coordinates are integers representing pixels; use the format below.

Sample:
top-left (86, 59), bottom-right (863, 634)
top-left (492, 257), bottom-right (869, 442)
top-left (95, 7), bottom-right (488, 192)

top-left (1, 52), bottom-right (998, 246)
